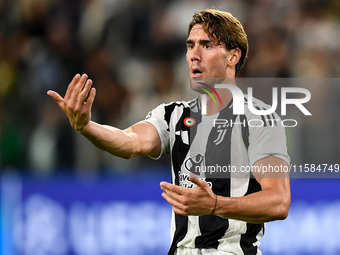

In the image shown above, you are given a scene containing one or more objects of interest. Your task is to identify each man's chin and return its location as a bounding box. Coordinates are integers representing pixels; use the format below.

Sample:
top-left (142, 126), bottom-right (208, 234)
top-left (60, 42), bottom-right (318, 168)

top-left (189, 77), bottom-right (237, 95)
top-left (190, 77), bottom-right (226, 87)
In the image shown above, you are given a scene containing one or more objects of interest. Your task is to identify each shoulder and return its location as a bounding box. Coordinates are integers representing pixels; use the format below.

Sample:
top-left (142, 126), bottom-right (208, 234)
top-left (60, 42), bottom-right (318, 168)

top-left (163, 98), bottom-right (199, 110)
top-left (243, 94), bottom-right (274, 111)
top-left (242, 93), bottom-right (281, 120)
top-left (144, 98), bottom-right (199, 130)
top-left (146, 98), bottom-right (199, 119)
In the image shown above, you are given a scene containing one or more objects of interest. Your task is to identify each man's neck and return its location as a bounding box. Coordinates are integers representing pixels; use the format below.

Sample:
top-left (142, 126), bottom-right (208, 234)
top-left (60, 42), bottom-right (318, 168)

top-left (200, 79), bottom-right (236, 116)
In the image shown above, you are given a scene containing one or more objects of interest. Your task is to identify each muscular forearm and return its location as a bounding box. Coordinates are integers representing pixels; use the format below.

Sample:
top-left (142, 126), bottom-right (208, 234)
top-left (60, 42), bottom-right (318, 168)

top-left (80, 120), bottom-right (161, 159)
top-left (80, 121), bottom-right (140, 159)
top-left (214, 183), bottom-right (290, 224)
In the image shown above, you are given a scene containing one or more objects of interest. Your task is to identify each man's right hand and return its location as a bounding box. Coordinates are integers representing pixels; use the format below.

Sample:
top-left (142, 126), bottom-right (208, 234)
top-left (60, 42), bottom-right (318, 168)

top-left (47, 74), bottom-right (96, 133)
top-left (47, 73), bottom-right (161, 159)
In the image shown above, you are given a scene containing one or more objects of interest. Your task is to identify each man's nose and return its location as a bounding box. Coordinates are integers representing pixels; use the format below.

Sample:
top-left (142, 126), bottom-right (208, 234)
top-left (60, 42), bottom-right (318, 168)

top-left (190, 46), bottom-right (201, 62)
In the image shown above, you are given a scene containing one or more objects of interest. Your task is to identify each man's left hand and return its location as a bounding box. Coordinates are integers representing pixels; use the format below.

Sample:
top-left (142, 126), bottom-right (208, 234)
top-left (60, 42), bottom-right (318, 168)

top-left (160, 175), bottom-right (216, 216)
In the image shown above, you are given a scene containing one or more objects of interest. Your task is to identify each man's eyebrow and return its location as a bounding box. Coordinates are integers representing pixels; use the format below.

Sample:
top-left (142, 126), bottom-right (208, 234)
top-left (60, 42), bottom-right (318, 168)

top-left (199, 39), bottom-right (215, 44)
top-left (186, 39), bottom-right (215, 45)
top-left (186, 39), bottom-right (194, 45)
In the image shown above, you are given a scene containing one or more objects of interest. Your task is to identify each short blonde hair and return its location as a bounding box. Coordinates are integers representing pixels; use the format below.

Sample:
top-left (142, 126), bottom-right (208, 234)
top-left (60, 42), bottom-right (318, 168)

top-left (188, 9), bottom-right (249, 76)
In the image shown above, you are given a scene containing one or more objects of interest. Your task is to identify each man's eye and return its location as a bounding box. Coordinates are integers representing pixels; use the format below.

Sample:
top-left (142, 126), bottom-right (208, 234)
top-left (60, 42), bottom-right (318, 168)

top-left (204, 44), bottom-right (211, 49)
top-left (187, 45), bottom-right (194, 49)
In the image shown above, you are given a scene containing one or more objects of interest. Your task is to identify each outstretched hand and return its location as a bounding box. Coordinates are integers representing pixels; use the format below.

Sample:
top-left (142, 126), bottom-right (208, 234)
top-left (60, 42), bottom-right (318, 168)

top-left (47, 74), bottom-right (95, 133)
top-left (160, 175), bottom-right (216, 216)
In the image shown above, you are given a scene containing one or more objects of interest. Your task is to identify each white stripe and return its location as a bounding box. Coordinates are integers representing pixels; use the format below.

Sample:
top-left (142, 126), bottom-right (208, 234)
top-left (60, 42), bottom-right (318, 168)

top-left (230, 115), bottom-right (250, 197)
top-left (177, 216), bottom-right (201, 248)
top-left (217, 220), bottom-right (246, 254)
top-left (181, 131), bottom-right (189, 145)
top-left (201, 94), bottom-right (207, 115)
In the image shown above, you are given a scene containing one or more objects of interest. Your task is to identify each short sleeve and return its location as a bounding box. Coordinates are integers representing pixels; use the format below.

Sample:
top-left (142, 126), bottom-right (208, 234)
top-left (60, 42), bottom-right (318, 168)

top-left (247, 112), bottom-right (290, 167)
top-left (144, 104), bottom-right (171, 159)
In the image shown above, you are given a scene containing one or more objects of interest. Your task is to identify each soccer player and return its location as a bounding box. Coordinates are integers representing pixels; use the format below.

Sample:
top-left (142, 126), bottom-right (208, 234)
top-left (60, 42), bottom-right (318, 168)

top-left (48, 8), bottom-right (290, 255)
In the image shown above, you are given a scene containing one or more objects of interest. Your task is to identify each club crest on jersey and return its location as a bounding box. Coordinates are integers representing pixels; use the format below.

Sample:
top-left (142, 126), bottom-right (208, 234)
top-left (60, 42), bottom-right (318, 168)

top-left (184, 117), bottom-right (196, 127)
top-left (213, 122), bottom-right (228, 145)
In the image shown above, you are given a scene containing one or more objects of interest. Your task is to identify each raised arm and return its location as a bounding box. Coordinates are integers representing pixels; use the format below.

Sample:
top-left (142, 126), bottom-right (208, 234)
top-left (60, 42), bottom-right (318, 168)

top-left (47, 74), bottom-right (161, 159)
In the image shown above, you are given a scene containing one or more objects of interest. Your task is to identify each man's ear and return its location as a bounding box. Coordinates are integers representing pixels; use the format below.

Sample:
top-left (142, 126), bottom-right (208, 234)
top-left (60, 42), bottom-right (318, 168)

top-left (227, 48), bottom-right (241, 67)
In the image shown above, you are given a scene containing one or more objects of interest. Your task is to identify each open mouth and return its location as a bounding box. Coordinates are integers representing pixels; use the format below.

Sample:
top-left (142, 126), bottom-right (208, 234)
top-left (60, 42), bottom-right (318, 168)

top-left (192, 68), bottom-right (203, 77)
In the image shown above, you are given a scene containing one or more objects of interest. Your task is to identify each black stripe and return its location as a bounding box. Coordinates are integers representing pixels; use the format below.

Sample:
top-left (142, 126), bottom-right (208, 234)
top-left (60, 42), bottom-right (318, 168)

top-left (170, 100), bottom-right (202, 187)
top-left (168, 214), bottom-right (189, 255)
top-left (265, 112), bottom-right (272, 126)
top-left (270, 113), bottom-right (277, 126)
top-left (240, 222), bottom-right (264, 255)
top-left (164, 102), bottom-right (187, 132)
top-left (240, 176), bottom-right (263, 254)
top-left (167, 98), bottom-right (202, 254)
top-left (195, 215), bottom-right (229, 249)
top-left (195, 99), bottom-right (237, 249)
top-left (245, 175), bottom-right (261, 194)
top-left (264, 109), bottom-right (278, 127)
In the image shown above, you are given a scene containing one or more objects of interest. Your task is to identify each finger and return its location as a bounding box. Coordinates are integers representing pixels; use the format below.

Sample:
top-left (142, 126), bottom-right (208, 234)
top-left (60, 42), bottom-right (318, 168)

top-left (64, 74), bottom-right (81, 101)
top-left (76, 74), bottom-right (89, 93)
top-left (76, 79), bottom-right (93, 110)
top-left (172, 206), bottom-right (187, 216)
top-left (84, 87), bottom-right (96, 113)
top-left (162, 192), bottom-right (187, 214)
top-left (47, 90), bottom-right (65, 110)
top-left (70, 74), bottom-right (88, 104)
top-left (161, 187), bottom-right (183, 202)
top-left (189, 174), bottom-right (206, 187)
top-left (160, 181), bottom-right (184, 195)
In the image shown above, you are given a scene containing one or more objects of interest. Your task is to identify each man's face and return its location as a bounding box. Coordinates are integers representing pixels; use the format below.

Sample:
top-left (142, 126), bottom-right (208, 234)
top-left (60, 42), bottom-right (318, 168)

top-left (186, 24), bottom-right (229, 80)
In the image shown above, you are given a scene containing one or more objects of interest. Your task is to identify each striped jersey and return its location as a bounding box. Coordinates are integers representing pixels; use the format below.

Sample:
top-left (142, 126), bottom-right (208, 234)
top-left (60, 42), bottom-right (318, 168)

top-left (145, 95), bottom-right (290, 255)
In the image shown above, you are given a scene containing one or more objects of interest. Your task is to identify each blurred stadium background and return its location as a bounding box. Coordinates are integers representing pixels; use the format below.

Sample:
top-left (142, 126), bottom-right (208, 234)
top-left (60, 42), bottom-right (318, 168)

top-left (1, 0), bottom-right (340, 254)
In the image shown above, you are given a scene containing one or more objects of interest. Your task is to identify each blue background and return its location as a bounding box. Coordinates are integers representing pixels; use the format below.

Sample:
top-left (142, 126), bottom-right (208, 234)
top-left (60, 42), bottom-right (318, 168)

top-left (2, 172), bottom-right (340, 255)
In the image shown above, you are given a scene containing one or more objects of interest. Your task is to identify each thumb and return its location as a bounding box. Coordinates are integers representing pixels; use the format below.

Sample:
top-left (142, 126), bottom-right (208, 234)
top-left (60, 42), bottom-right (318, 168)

top-left (47, 90), bottom-right (64, 109)
top-left (189, 174), bottom-right (205, 187)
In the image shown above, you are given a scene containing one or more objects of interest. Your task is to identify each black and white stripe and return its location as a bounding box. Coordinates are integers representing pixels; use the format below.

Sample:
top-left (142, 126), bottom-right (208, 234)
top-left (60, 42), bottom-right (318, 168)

top-left (145, 95), bottom-right (289, 255)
